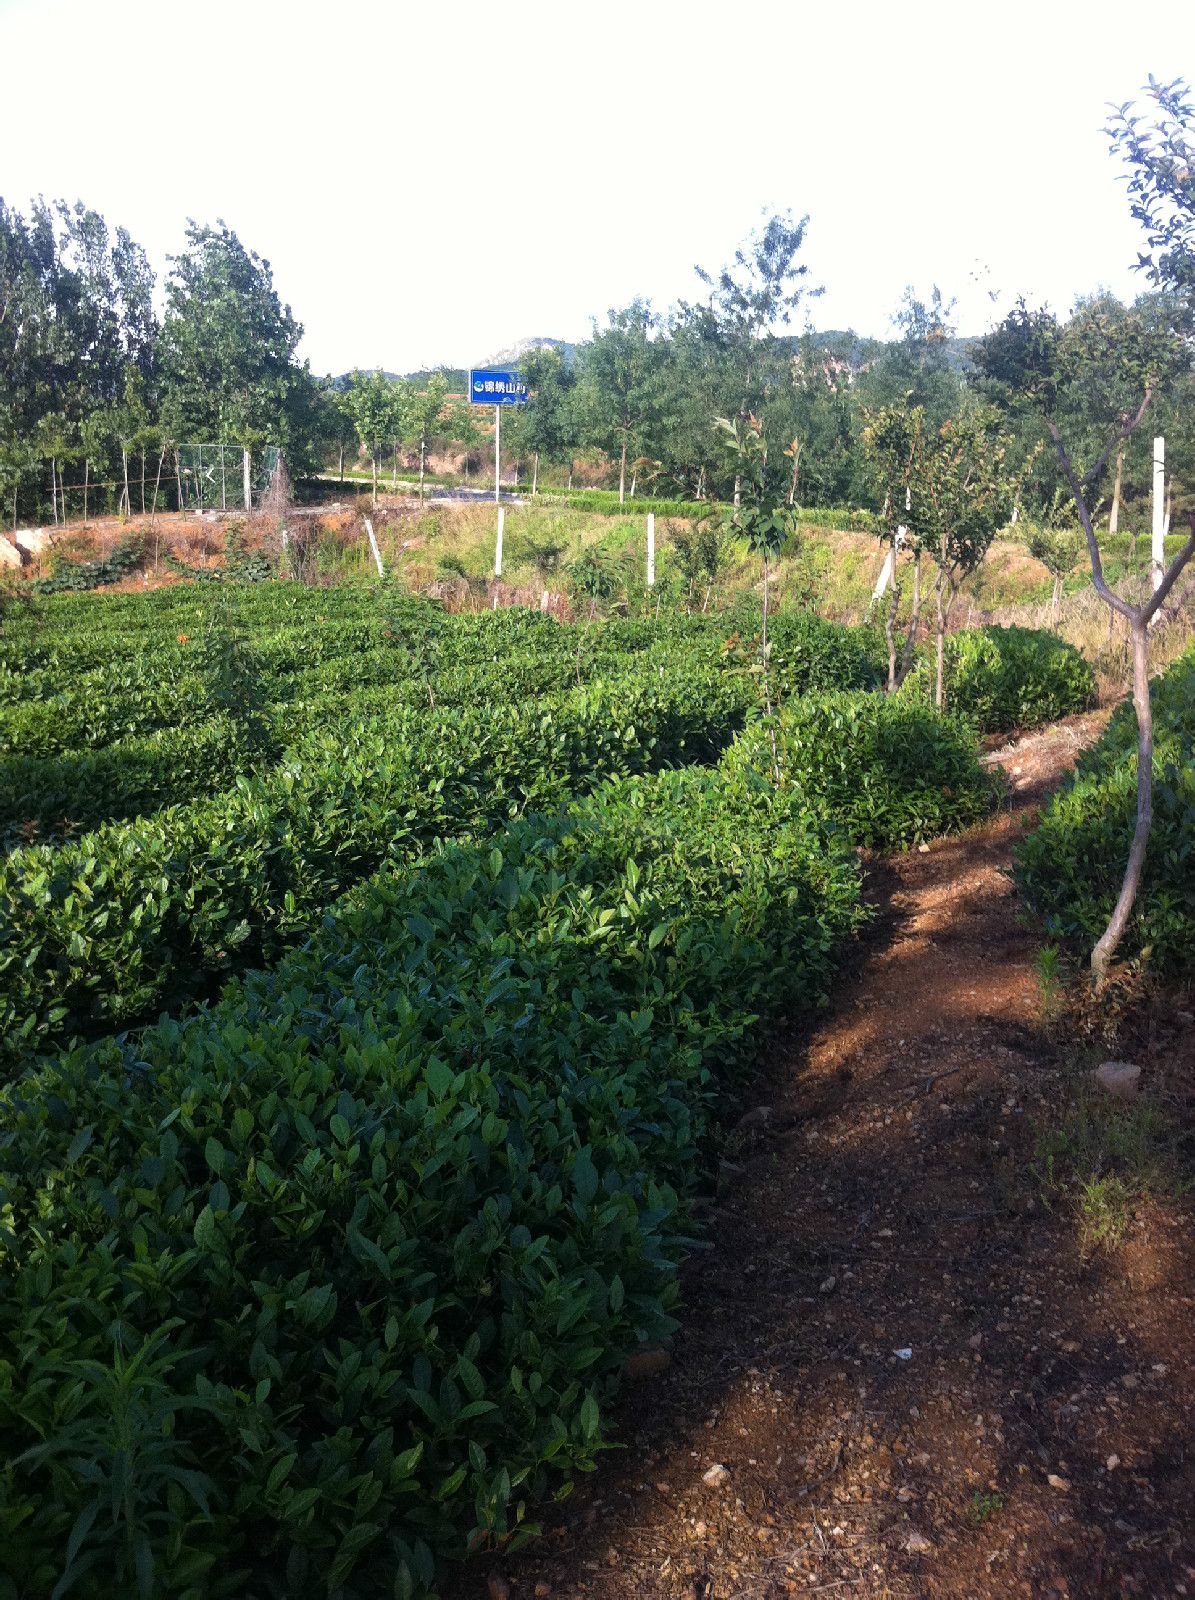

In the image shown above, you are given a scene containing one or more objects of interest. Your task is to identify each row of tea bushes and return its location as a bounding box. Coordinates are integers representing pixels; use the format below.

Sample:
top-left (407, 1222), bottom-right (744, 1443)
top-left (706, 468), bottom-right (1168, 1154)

top-left (1015, 643), bottom-right (1195, 972)
top-left (901, 625), bottom-right (1095, 734)
top-left (726, 692), bottom-right (1000, 849)
top-left (0, 767), bottom-right (864, 1598)
top-left (0, 668), bottom-right (754, 1065)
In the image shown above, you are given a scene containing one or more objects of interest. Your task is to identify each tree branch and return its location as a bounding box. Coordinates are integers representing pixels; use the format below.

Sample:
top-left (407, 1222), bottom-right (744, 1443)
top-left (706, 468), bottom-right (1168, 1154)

top-left (1047, 422), bottom-right (1135, 620)
top-left (1080, 387), bottom-right (1155, 497)
top-left (1142, 522), bottom-right (1195, 623)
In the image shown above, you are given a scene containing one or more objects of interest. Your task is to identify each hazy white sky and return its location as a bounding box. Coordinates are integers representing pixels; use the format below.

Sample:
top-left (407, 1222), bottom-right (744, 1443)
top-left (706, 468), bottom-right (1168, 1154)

top-left (2, 0), bottom-right (1192, 374)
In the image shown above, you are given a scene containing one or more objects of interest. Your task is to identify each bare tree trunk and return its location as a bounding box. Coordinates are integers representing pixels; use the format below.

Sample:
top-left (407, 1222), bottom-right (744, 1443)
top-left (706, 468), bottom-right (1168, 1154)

top-left (121, 448), bottom-right (130, 517)
top-left (788, 440), bottom-right (802, 507)
top-left (629, 471), bottom-right (637, 498)
top-left (1051, 573), bottom-right (1063, 626)
top-left (140, 451), bottom-right (146, 515)
top-left (567, 464), bottom-right (573, 490)
top-left (733, 473), bottom-right (741, 510)
top-left (895, 547), bottom-right (923, 689)
top-left (885, 568), bottom-right (901, 693)
top-left (419, 437), bottom-right (426, 502)
top-left (1109, 445), bottom-right (1124, 535)
top-left (83, 458), bottom-right (89, 525)
top-left (1092, 618), bottom-right (1153, 984)
top-left (618, 437), bottom-right (627, 505)
top-left (174, 449), bottom-right (184, 513)
top-left (393, 442), bottom-right (398, 491)
top-left (339, 442), bottom-right (344, 484)
top-left (934, 572), bottom-right (947, 710)
top-left (50, 457), bottom-right (59, 526)
top-left (372, 454), bottom-right (378, 508)
top-left (532, 451), bottom-right (539, 496)
top-left (1046, 408), bottom-right (1195, 983)
top-left (761, 553), bottom-right (780, 781)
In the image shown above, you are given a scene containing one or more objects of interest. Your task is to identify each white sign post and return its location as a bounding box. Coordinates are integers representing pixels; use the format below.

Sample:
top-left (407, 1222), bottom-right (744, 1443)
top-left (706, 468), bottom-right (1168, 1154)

top-left (494, 505), bottom-right (505, 577)
top-left (494, 405), bottom-right (501, 506)
top-left (646, 513), bottom-right (656, 588)
top-left (1152, 435), bottom-right (1165, 594)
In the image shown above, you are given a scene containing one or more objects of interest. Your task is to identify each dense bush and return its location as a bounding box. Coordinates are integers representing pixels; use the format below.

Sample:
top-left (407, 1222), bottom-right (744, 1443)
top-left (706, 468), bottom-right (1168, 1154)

top-left (0, 668), bottom-right (754, 1063)
top-left (0, 767), bottom-right (861, 1597)
top-left (726, 691), bottom-right (998, 849)
top-left (763, 613), bottom-right (885, 700)
top-left (1015, 644), bottom-right (1195, 972)
top-left (902, 625), bottom-right (1095, 733)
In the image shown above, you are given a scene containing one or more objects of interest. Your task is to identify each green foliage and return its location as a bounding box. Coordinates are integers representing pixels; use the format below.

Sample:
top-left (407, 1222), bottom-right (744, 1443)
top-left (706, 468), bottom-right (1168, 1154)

top-left (0, 764), bottom-right (862, 1595)
top-left (741, 611), bottom-right (885, 702)
top-left (0, 664), bottom-right (755, 1063)
top-left (724, 690), bottom-right (997, 850)
top-left (1015, 643), bottom-right (1195, 972)
top-left (902, 626), bottom-right (1096, 733)
top-left (31, 535), bottom-right (145, 596)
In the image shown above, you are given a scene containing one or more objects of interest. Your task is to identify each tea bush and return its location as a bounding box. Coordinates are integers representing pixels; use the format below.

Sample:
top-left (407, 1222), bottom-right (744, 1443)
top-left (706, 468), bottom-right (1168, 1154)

top-left (0, 668), bottom-right (754, 1064)
top-left (725, 691), bottom-right (998, 849)
top-left (902, 625), bottom-right (1095, 733)
top-left (1015, 644), bottom-right (1195, 972)
top-left (0, 767), bottom-right (862, 1597)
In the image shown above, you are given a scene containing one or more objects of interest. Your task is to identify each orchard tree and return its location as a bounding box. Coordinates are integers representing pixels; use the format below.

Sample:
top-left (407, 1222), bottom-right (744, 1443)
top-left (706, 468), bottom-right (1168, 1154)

top-left (862, 404), bottom-right (927, 692)
top-left (715, 413), bottom-right (796, 772)
top-left (1027, 491), bottom-right (1085, 624)
top-left (907, 406), bottom-right (1015, 708)
top-left (974, 76), bottom-right (1195, 985)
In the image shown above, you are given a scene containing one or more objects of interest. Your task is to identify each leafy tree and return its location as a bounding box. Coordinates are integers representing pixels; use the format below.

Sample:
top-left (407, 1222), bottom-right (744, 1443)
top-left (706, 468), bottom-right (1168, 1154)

top-left (159, 221), bottom-right (318, 467)
top-left (518, 346), bottom-right (575, 494)
top-left (715, 414), bottom-right (796, 764)
top-left (340, 369), bottom-right (404, 506)
top-left (682, 212), bottom-right (820, 505)
top-left (1107, 74), bottom-right (1195, 316)
top-left (857, 285), bottom-right (964, 426)
top-left (401, 374), bottom-right (449, 502)
top-left (1027, 492), bottom-right (1085, 624)
top-left (906, 406), bottom-right (1014, 708)
top-left (574, 301), bottom-right (662, 503)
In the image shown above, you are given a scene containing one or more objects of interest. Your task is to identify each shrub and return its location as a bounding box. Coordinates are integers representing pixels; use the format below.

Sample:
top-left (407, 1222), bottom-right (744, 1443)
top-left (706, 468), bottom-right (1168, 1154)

top-left (902, 625), bottom-right (1095, 733)
top-left (0, 768), bottom-right (861, 1596)
top-left (1015, 644), bottom-right (1195, 973)
top-left (725, 691), bottom-right (998, 850)
top-left (0, 668), bottom-right (754, 1064)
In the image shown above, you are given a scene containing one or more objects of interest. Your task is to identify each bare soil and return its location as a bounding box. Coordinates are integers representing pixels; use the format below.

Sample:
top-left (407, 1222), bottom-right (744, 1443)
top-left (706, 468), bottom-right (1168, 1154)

top-left (470, 711), bottom-right (1195, 1600)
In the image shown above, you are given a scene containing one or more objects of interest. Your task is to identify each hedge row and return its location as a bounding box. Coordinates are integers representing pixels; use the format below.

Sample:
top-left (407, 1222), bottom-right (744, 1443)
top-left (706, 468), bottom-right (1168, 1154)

top-left (901, 625), bottom-right (1095, 734)
top-left (726, 692), bottom-right (999, 849)
top-left (1015, 643), bottom-right (1195, 972)
top-left (0, 668), bottom-right (755, 1065)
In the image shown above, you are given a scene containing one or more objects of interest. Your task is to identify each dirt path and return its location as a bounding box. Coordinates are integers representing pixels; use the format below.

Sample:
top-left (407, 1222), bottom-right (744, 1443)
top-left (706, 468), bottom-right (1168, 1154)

top-left (477, 711), bottom-right (1195, 1600)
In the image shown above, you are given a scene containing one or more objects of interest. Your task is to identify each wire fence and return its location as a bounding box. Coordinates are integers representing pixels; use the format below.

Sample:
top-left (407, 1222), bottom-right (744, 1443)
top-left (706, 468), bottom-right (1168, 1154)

top-left (5, 446), bottom-right (282, 530)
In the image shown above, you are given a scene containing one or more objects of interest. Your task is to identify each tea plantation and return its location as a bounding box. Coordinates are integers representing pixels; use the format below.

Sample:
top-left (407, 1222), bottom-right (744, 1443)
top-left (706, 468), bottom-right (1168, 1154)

top-left (0, 584), bottom-right (1096, 1597)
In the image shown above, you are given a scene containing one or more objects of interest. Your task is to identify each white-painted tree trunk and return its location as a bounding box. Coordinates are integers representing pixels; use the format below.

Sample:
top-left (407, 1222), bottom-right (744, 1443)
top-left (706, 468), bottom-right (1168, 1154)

top-left (1152, 435), bottom-right (1165, 594)
top-left (363, 515), bottom-right (384, 577)
top-left (646, 513), bottom-right (655, 588)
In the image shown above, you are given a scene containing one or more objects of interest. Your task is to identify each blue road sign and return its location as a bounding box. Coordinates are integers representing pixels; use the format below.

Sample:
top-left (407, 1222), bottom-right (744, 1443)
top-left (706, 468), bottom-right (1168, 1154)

top-left (469, 368), bottom-right (528, 405)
